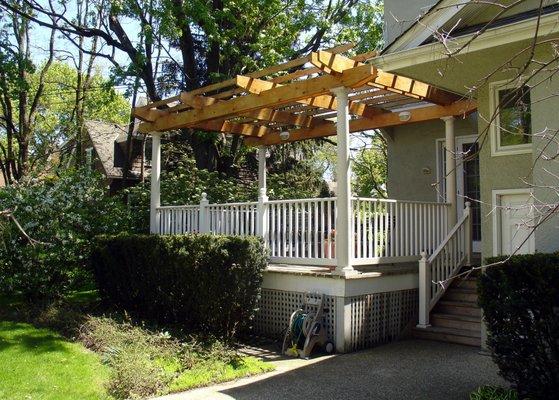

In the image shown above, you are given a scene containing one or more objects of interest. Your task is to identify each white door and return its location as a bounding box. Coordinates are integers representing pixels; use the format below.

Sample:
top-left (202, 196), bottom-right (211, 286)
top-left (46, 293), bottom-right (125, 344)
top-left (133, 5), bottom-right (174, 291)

top-left (499, 192), bottom-right (534, 255)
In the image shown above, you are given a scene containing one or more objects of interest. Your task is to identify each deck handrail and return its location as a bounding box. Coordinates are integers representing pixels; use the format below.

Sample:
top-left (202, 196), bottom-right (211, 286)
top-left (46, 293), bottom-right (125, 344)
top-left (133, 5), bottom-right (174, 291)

top-left (351, 197), bottom-right (450, 206)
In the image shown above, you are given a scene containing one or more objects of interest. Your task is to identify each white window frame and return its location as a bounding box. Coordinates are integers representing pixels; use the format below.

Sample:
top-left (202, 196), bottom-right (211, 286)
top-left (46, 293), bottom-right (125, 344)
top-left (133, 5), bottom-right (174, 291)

top-left (489, 79), bottom-right (533, 157)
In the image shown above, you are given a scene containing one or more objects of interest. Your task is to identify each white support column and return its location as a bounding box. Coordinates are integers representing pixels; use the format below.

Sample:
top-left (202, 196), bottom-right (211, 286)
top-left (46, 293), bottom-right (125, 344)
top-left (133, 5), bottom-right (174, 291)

top-left (443, 116), bottom-right (457, 228)
top-left (150, 133), bottom-right (161, 234)
top-left (331, 87), bottom-right (355, 276)
top-left (257, 146), bottom-right (267, 194)
top-left (257, 188), bottom-right (269, 242)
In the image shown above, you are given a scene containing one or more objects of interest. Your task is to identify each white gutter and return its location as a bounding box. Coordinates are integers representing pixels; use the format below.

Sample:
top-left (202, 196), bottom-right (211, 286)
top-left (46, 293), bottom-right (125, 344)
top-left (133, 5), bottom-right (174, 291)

top-left (374, 12), bottom-right (559, 72)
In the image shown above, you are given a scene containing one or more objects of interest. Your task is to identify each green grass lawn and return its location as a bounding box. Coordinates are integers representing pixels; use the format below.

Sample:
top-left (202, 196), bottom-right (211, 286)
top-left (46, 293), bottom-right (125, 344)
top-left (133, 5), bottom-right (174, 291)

top-left (168, 356), bottom-right (273, 393)
top-left (0, 292), bottom-right (273, 399)
top-left (0, 321), bottom-right (109, 400)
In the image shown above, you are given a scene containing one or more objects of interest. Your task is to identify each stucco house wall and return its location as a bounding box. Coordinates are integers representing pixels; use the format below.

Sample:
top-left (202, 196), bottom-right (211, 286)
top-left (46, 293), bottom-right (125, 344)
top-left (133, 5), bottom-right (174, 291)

top-left (387, 117), bottom-right (476, 202)
top-left (530, 66), bottom-right (559, 253)
top-left (383, 0), bottom-right (433, 46)
top-left (382, 37), bottom-right (559, 259)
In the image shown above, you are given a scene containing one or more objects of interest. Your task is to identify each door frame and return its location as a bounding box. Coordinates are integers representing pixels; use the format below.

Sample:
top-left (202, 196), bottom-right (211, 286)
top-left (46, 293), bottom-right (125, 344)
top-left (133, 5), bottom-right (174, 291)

top-left (491, 188), bottom-right (535, 256)
top-left (436, 134), bottom-right (480, 251)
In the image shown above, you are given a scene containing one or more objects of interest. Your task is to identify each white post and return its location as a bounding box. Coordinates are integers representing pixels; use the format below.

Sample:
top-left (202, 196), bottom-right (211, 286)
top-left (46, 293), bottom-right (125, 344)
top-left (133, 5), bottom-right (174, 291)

top-left (150, 133), bottom-right (161, 234)
top-left (443, 116), bottom-right (457, 229)
top-left (199, 193), bottom-right (210, 233)
top-left (257, 188), bottom-right (269, 242)
top-left (331, 87), bottom-right (355, 276)
top-left (464, 201), bottom-right (473, 266)
top-left (258, 146), bottom-right (267, 194)
top-left (417, 251), bottom-right (431, 328)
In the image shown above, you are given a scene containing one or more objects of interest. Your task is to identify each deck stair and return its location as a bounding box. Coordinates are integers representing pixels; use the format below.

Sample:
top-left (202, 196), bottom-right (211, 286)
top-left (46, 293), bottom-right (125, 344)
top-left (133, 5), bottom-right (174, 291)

top-left (413, 275), bottom-right (481, 346)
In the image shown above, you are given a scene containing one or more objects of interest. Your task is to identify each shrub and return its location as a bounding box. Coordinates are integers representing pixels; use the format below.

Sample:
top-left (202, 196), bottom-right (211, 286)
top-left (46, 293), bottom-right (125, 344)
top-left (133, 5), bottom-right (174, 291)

top-left (91, 234), bottom-right (267, 338)
top-left (0, 169), bottom-right (131, 300)
top-left (470, 386), bottom-right (518, 400)
top-left (479, 253), bottom-right (559, 399)
top-left (79, 315), bottom-right (271, 399)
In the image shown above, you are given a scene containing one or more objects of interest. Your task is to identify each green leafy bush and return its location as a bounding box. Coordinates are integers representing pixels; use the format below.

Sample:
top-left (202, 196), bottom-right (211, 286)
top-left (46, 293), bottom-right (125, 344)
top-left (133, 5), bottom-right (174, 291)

top-left (470, 386), bottom-right (518, 400)
top-left (91, 234), bottom-right (267, 338)
top-left (0, 169), bottom-right (131, 300)
top-left (479, 254), bottom-right (559, 399)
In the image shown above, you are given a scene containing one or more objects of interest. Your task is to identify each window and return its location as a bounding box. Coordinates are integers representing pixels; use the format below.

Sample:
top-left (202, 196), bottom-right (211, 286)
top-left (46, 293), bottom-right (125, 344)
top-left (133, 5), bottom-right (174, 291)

top-left (490, 80), bottom-right (532, 156)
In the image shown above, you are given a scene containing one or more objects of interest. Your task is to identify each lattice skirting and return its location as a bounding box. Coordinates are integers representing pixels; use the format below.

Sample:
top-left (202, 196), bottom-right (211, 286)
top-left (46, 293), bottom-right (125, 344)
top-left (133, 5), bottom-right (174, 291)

top-left (253, 289), bottom-right (336, 341)
top-left (252, 288), bottom-right (418, 352)
top-left (348, 289), bottom-right (418, 351)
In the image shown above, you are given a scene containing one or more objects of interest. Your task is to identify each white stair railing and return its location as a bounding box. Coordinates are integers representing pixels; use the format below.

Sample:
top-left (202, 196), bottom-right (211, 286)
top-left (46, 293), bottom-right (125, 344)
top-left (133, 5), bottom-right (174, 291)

top-left (417, 202), bottom-right (473, 328)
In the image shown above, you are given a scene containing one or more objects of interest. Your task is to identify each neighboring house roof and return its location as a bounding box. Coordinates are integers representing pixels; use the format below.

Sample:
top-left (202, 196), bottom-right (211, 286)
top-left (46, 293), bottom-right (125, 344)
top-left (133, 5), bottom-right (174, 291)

top-left (84, 120), bottom-right (144, 180)
top-left (382, 0), bottom-right (559, 54)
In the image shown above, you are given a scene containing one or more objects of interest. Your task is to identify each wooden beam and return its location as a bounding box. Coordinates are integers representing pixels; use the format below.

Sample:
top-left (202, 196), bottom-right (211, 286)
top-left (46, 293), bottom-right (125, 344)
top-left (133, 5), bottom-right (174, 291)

top-left (180, 92), bottom-right (313, 127)
top-left (134, 46), bottom-right (372, 120)
top-left (237, 74), bottom-right (385, 120)
top-left (245, 100), bottom-right (477, 146)
top-left (138, 63), bottom-right (378, 133)
top-left (311, 50), bottom-right (461, 105)
top-left (194, 120), bottom-right (270, 137)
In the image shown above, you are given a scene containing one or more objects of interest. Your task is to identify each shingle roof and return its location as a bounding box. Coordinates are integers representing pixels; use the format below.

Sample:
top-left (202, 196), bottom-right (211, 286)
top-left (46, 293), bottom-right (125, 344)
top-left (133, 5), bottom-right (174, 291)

top-left (84, 120), bottom-right (141, 179)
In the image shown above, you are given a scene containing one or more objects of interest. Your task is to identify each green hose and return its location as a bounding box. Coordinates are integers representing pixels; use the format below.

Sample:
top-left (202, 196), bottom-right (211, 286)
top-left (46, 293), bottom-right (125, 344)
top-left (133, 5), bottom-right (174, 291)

top-left (291, 313), bottom-right (308, 348)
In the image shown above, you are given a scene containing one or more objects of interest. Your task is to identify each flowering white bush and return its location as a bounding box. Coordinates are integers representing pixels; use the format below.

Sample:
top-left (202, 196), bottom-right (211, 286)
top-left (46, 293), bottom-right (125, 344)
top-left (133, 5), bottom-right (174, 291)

top-left (0, 169), bottom-right (131, 299)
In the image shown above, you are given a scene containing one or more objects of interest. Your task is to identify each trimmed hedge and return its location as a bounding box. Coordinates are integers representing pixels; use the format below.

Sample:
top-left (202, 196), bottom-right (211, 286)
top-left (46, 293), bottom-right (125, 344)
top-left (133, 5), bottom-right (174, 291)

top-left (479, 254), bottom-right (559, 399)
top-left (91, 234), bottom-right (267, 338)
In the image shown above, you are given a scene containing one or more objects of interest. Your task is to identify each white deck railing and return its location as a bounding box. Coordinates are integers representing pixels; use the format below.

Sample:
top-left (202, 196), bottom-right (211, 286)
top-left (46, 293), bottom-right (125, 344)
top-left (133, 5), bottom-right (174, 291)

top-left (417, 203), bottom-right (472, 327)
top-left (158, 205), bottom-right (200, 234)
top-left (352, 198), bottom-right (449, 264)
top-left (207, 201), bottom-right (258, 236)
top-left (155, 195), bottom-right (450, 266)
top-left (266, 198), bottom-right (337, 265)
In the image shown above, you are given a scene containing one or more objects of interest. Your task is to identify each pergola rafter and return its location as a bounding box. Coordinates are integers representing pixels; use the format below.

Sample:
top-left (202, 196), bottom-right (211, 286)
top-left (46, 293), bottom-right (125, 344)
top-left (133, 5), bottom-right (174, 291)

top-left (134, 44), bottom-right (476, 146)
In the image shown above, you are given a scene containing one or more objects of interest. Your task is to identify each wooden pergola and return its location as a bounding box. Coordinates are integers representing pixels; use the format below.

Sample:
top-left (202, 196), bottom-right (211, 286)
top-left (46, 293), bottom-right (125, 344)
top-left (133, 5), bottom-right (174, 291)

top-left (135, 44), bottom-right (476, 275)
top-left (134, 44), bottom-right (475, 146)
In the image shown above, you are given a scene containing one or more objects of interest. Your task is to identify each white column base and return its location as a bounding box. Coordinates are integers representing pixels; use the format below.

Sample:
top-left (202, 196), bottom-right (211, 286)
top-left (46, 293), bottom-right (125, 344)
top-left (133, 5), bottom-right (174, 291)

top-left (334, 267), bottom-right (359, 277)
top-left (416, 323), bottom-right (431, 329)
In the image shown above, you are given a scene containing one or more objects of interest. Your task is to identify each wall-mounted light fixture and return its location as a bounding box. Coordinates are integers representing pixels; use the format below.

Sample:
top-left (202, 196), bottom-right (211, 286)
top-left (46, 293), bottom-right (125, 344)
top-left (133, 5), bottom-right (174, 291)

top-left (398, 111), bottom-right (411, 122)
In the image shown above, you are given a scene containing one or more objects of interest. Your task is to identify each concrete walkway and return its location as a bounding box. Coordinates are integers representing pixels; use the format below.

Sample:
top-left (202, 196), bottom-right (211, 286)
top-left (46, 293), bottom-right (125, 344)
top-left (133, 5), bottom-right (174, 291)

top-left (157, 339), bottom-right (505, 400)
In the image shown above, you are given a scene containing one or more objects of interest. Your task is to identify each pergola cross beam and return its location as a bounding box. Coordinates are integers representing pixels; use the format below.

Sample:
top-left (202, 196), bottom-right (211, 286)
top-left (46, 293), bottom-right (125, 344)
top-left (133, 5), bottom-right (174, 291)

top-left (138, 63), bottom-right (378, 133)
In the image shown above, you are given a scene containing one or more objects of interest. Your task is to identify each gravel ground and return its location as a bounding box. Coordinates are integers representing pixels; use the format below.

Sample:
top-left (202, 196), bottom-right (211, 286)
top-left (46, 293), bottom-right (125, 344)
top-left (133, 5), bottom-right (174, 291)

top-left (156, 339), bottom-right (505, 400)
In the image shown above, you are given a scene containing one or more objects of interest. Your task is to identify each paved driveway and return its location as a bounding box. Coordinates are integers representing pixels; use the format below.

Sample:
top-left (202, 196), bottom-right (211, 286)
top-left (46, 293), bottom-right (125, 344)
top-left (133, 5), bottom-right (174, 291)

top-left (157, 339), bottom-right (505, 400)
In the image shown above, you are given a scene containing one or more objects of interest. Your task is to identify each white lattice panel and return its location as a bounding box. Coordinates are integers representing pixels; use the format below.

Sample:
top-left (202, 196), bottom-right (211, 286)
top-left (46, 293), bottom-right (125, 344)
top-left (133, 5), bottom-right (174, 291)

top-left (253, 289), bottom-right (336, 341)
top-left (348, 289), bottom-right (418, 351)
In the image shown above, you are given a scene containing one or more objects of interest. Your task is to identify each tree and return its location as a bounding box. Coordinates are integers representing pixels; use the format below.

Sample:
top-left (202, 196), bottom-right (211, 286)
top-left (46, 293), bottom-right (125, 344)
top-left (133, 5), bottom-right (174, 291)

top-left (1, 0), bottom-right (384, 174)
top-left (352, 132), bottom-right (387, 198)
top-left (0, 1), bottom-right (56, 183)
top-left (0, 60), bottom-right (130, 182)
